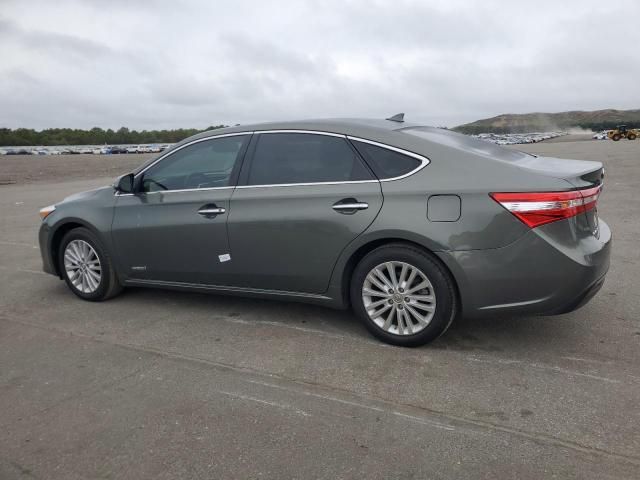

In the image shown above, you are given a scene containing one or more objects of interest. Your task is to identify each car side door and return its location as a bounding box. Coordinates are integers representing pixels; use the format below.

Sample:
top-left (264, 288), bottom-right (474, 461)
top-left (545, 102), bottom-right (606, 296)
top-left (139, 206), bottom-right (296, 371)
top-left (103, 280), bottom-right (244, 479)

top-left (111, 133), bottom-right (251, 285)
top-left (226, 131), bottom-right (383, 294)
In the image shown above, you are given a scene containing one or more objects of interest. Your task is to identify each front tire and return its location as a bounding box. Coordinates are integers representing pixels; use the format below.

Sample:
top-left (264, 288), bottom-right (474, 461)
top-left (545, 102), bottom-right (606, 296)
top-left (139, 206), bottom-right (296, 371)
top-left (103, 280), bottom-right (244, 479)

top-left (58, 227), bottom-right (122, 301)
top-left (612, 134), bottom-right (622, 141)
top-left (350, 244), bottom-right (457, 347)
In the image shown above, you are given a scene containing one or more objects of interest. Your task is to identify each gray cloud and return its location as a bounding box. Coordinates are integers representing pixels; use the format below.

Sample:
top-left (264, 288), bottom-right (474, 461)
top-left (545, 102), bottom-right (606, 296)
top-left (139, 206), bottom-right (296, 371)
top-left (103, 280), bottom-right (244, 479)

top-left (0, 0), bottom-right (638, 129)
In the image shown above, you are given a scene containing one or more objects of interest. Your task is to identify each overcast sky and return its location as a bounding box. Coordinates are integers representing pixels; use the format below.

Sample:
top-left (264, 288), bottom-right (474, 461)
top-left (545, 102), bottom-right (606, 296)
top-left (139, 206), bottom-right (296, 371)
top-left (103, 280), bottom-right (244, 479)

top-left (1, 0), bottom-right (639, 130)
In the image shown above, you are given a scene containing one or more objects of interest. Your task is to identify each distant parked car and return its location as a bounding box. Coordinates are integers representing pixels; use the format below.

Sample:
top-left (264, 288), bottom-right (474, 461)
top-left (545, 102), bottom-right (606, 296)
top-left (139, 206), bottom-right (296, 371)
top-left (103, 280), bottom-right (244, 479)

top-left (37, 116), bottom-right (611, 347)
top-left (126, 146), bottom-right (139, 154)
top-left (592, 131), bottom-right (608, 140)
top-left (109, 146), bottom-right (126, 154)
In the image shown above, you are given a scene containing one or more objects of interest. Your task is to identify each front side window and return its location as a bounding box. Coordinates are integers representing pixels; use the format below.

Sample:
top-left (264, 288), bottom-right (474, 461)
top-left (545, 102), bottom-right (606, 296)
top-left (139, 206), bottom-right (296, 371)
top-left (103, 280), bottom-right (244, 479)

top-left (141, 135), bottom-right (248, 192)
top-left (247, 133), bottom-right (373, 186)
top-left (351, 140), bottom-right (422, 179)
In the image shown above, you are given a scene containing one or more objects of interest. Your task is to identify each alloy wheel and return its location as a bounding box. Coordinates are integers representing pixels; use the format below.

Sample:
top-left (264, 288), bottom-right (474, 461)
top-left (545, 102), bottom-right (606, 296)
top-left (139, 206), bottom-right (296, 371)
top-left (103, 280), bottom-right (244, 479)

top-left (362, 261), bottom-right (436, 335)
top-left (64, 239), bottom-right (102, 294)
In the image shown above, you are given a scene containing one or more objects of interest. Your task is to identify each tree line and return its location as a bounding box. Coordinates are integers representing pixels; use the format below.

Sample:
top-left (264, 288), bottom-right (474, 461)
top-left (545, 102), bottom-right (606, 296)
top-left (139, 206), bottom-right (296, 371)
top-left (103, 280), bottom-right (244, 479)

top-left (0, 125), bottom-right (227, 146)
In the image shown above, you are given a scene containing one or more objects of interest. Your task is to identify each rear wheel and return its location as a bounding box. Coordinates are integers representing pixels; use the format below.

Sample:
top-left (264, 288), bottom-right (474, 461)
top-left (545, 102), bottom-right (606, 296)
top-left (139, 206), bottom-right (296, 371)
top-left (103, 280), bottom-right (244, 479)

top-left (58, 227), bottom-right (122, 301)
top-left (628, 133), bottom-right (637, 140)
top-left (612, 133), bottom-right (622, 141)
top-left (350, 244), bottom-right (457, 347)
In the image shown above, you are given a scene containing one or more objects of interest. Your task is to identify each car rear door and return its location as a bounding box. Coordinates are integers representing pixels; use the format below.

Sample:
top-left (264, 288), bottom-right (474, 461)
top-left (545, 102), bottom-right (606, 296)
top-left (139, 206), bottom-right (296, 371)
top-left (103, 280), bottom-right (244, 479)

top-left (226, 131), bottom-right (383, 294)
top-left (111, 133), bottom-right (251, 285)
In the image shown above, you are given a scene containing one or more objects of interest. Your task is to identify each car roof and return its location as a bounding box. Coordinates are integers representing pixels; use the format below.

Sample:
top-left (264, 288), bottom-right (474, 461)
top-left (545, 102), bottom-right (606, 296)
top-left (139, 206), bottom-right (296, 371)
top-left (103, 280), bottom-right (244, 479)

top-left (189, 118), bottom-right (430, 142)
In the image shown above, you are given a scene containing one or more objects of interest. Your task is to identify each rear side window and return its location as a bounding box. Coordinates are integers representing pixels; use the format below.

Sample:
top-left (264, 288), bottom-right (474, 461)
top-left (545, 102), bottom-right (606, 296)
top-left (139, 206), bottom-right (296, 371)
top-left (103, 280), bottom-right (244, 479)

top-left (247, 133), bottom-right (373, 185)
top-left (351, 140), bottom-right (422, 179)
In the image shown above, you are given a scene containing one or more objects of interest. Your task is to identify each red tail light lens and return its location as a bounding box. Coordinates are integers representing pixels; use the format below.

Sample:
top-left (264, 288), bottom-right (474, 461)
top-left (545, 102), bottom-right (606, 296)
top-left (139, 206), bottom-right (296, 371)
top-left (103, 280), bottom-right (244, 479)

top-left (490, 185), bottom-right (601, 228)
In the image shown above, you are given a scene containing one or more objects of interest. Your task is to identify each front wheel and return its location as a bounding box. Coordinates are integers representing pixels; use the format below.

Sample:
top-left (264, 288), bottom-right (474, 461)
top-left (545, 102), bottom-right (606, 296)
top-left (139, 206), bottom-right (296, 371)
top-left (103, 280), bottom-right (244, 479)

top-left (612, 134), bottom-right (622, 141)
top-left (350, 244), bottom-right (458, 347)
top-left (58, 227), bottom-right (122, 301)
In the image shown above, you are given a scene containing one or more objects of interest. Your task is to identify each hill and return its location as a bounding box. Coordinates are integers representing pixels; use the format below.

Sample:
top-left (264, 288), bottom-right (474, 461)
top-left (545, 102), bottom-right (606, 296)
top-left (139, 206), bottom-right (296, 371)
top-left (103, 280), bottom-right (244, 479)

top-left (454, 108), bottom-right (640, 134)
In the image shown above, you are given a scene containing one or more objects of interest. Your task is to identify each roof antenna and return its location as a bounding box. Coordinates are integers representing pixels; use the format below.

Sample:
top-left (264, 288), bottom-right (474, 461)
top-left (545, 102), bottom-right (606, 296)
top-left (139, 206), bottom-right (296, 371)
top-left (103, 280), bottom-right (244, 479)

top-left (386, 113), bottom-right (404, 122)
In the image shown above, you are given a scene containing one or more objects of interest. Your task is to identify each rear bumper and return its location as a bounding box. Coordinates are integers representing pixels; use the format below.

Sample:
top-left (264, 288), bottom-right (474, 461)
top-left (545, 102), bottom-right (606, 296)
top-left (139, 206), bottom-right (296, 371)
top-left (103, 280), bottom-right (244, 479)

top-left (436, 219), bottom-right (611, 318)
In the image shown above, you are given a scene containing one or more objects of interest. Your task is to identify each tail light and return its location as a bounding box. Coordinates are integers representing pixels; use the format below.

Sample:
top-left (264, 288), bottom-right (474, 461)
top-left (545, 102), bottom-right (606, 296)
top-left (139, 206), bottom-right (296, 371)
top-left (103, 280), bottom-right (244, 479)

top-left (490, 185), bottom-right (601, 228)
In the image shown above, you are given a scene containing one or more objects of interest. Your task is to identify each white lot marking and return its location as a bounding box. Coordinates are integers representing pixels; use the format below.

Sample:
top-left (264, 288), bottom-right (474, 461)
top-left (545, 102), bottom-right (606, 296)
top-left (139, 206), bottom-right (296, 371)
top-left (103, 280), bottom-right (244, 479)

top-left (467, 356), bottom-right (621, 384)
top-left (1, 265), bottom-right (626, 385)
top-left (392, 412), bottom-right (457, 431)
top-left (562, 356), bottom-right (612, 365)
top-left (244, 379), bottom-right (457, 432)
top-left (0, 265), bottom-right (46, 275)
top-left (221, 317), bottom-right (393, 348)
top-left (217, 390), bottom-right (310, 417)
top-left (0, 213), bottom-right (39, 219)
top-left (0, 240), bottom-right (38, 248)
top-left (222, 319), bottom-right (628, 384)
top-left (3, 316), bottom-right (640, 466)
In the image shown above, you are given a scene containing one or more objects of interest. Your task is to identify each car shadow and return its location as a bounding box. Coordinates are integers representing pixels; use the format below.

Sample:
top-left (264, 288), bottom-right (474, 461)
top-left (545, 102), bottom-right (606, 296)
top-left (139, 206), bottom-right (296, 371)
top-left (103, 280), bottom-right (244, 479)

top-left (110, 286), bottom-right (577, 355)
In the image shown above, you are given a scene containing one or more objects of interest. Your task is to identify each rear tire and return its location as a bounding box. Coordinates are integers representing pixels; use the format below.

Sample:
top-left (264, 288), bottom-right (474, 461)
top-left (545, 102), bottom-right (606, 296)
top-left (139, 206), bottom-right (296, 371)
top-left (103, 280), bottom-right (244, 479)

top-left (628, 133), bottom-right (637, 140)
top-left (350, 243), bottom-right (457, 347)
top-left (58, 227), bottom-right (122, 301)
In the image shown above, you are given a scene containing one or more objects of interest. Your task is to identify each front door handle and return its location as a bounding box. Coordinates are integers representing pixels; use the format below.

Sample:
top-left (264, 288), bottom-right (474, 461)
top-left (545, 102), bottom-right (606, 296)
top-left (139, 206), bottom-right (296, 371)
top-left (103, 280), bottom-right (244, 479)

top-left (198, 204), bottom-right (226, 217)
top-left (332, 198), bottom-right (369, 215)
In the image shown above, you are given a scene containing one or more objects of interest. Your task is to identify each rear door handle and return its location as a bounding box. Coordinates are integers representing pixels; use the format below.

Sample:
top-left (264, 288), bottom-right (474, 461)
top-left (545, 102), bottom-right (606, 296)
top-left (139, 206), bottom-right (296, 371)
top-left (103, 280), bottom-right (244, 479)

top-left (198, 204), bottom-right (226, 217)
top-left (332, 198), bottom-right (369, 214)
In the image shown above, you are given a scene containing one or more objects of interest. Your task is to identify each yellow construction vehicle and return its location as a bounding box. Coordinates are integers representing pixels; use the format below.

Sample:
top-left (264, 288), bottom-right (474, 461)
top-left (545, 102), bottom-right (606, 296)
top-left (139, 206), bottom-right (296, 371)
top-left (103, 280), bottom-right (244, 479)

top-left (607, 125), bottom-right (638, 141)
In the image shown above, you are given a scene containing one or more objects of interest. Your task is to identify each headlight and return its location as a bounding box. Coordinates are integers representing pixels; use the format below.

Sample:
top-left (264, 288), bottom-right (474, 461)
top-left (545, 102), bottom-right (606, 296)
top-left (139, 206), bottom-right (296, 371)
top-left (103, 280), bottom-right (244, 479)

top-left (39, 205), bottom-right (56, 220)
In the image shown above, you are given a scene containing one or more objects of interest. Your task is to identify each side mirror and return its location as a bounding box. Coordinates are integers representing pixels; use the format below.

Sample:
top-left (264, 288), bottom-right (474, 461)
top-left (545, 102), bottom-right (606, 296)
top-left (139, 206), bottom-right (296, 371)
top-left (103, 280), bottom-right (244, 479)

top-left (114, 173), bottom-right (134, 194)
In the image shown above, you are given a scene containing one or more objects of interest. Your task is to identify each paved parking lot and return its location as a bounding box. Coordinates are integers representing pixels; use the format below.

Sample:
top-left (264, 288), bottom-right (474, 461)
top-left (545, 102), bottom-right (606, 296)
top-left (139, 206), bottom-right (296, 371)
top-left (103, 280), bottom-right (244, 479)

top-left (1, 139), bottom-right (639, 479)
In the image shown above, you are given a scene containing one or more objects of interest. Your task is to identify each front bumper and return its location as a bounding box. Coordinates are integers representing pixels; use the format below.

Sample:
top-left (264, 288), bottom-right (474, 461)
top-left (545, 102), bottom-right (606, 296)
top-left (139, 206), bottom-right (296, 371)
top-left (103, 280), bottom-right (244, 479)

top-left (39, 222), bottom-right (58, 276)
top-left (436, 219), bottom-right (612, 318)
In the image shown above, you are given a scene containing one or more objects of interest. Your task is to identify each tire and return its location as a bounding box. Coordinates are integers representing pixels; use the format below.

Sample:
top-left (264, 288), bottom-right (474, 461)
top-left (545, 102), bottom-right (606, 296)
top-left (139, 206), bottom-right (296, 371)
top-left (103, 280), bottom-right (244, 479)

top-left (350, 243), bottom-right (458, 347)
top-left (628, 133), bottom-right (637, 140)
top-left (612, 134), bottom-right (622, 141)
top-left (58, 227), bottom-right (122, 301)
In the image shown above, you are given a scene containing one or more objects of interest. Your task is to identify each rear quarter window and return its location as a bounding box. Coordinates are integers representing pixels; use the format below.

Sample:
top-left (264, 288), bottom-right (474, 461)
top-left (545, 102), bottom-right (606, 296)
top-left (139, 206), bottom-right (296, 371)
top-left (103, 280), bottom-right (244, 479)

top-left (350, 140), bottom-right (422, 179)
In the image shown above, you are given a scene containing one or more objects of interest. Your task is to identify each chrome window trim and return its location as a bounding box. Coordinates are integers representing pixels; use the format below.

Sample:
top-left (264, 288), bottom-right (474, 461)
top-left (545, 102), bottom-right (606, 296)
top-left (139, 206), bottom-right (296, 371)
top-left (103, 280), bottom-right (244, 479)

top-left (116, 186), bottom-right (235, 197)
top-left (235, 179), bottom-right (379, 189)
top-left (255, 129), bottom-right (345, 138)
top-left (346, 135), bottom-right (431, 182)
top-left (115, 129), bottom-right (430, 195)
